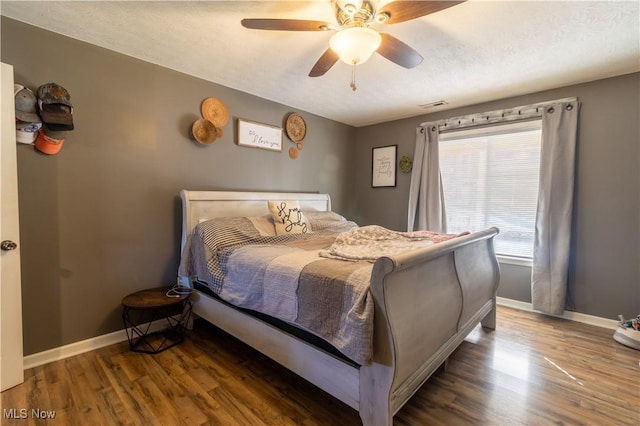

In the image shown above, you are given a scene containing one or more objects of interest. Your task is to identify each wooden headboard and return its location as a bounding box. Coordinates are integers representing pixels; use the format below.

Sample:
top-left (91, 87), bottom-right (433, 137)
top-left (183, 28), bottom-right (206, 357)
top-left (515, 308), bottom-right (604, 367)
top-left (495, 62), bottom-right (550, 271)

top-left (179, 190), bottom-right (332, 254)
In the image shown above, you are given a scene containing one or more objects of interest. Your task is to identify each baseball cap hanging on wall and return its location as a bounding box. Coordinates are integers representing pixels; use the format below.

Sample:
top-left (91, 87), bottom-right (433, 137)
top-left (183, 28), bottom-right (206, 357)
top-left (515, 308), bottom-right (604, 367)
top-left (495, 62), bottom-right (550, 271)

top-left (37, 83), bottom-right (74, 131)
top-left (34, 82), bottom-right (74, 155)
top-left (14, 84), bottom-right (42, 144)
top-left (34, 129), bottom-right (64, 155)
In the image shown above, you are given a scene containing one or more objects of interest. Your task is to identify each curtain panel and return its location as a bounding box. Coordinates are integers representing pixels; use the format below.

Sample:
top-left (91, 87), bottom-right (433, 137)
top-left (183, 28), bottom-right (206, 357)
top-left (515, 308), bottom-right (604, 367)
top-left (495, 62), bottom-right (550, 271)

top-left (531, 101), bottom-right (580, 315)
top-left (407, 125), bottom-right (446, 232)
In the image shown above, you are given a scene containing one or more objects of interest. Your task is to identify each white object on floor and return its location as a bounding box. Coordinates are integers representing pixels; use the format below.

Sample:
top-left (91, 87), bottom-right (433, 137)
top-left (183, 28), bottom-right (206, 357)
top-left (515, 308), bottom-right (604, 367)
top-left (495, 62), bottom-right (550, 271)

top-left (613, 327), bottom-right (640, 351)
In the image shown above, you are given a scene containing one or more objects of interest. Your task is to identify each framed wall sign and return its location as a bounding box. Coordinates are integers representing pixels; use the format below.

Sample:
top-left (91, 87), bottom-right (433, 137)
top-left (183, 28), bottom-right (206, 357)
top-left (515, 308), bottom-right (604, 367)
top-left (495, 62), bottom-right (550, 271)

top-left (237, 119), bottom-right (283, 152)
top-left (372, 145), bottom-right (397, 187)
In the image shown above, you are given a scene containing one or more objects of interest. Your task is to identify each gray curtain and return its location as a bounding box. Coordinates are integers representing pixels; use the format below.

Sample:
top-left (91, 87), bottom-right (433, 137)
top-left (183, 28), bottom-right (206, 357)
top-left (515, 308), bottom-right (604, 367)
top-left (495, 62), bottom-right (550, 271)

top-left (532, 101), bottom-right (580, 315)
top-left (407, 124), bottom-right (446, 232)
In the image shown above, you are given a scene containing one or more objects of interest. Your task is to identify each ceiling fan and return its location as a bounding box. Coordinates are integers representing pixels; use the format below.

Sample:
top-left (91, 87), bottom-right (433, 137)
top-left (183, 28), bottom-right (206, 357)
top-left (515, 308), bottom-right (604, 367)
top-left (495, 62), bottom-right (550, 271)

top-left (241, 1), bottom-right (465, 90)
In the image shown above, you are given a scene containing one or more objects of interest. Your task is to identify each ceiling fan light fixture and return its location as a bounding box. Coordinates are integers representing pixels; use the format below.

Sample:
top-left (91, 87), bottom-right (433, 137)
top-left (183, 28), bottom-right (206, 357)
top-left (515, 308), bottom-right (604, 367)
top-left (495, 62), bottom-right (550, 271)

top-left (329, 27), bottom-right (382, 65)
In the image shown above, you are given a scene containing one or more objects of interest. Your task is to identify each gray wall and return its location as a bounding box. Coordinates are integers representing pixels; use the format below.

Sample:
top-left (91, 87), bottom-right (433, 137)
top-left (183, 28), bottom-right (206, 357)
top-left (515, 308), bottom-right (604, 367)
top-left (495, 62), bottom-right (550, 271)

top-left (354, 72), bottom-right (640, 320)
top-left (2, 18), bottom-right (356, 355)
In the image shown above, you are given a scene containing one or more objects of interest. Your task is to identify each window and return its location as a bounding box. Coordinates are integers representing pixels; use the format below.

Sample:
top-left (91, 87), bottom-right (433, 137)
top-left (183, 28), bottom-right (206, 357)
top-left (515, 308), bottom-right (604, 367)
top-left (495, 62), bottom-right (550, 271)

top-left (439, 120), bottom-right (542, 260)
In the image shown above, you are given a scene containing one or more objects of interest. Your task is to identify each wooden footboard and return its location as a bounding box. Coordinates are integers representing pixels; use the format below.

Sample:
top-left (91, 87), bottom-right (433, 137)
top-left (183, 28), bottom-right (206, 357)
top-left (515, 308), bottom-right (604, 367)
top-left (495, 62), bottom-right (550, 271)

top-left (359, 228), bottom-right (500, 425)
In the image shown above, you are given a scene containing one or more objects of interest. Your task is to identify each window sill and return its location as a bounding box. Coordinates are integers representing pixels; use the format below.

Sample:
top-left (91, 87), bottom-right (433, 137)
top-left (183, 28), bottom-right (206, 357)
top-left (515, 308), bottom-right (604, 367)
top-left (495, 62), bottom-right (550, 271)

top-left (497, 255), bottom-right (532, 267)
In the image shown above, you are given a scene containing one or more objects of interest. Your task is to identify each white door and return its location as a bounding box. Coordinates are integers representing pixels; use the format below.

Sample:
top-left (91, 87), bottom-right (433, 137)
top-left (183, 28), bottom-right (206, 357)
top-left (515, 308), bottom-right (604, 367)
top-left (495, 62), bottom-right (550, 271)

top-left (0, 62), bottom-right (24, 391)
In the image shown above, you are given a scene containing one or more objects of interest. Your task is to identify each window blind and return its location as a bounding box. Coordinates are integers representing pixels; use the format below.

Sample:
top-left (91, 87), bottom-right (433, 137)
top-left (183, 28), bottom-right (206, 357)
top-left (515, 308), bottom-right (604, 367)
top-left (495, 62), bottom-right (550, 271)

top-left (439, 120), bottom-right (542, 259)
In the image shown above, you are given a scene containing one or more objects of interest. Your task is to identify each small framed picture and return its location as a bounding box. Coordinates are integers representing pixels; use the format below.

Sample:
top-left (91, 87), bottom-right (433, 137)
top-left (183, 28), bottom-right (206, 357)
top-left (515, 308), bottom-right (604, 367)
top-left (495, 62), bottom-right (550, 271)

top-left (372, 145), bottom-right (397, 187)
top-left (236, 119), bottom-right (283, 152)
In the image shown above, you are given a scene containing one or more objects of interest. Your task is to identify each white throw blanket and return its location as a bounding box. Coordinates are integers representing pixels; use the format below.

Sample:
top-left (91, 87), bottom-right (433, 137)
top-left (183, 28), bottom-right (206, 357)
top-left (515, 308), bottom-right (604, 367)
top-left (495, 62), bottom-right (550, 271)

top-left (319, 225), bottom-right (467, 262)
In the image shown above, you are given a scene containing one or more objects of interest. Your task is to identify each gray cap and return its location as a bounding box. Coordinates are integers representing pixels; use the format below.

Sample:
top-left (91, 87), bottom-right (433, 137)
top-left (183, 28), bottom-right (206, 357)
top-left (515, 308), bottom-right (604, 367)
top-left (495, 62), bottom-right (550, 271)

top-left (14, 85), bottom-right (41, 123)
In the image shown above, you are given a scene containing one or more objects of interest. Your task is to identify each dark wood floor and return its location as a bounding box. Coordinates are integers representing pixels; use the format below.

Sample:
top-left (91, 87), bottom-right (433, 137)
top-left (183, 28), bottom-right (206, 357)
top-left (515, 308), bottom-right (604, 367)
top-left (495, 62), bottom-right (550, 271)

top-left (2, 306), bottom-right (639, 425)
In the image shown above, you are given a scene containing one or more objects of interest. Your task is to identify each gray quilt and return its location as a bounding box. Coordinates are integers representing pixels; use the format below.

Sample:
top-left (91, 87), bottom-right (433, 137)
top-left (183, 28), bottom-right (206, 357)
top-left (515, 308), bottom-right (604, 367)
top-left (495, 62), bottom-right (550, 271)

top-left (179, 213), bottom-right (375, 365)
top-left (179, 213), bottom-right (465, 365)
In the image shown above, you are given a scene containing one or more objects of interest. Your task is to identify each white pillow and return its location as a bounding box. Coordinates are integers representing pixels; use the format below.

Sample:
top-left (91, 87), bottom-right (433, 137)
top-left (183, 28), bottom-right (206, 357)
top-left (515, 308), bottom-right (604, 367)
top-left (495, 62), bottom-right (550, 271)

top-left (248, 215), bottom-right (276, 236)
top-left (267, 200), bottom-right (310, 235)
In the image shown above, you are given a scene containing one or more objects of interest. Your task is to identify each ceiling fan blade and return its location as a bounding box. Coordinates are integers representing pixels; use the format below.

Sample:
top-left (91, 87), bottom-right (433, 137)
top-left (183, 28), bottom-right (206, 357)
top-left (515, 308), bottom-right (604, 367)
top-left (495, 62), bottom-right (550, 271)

top-left (377, 33), bottom-right (423, 69)
top-left (241, 19), bottom-right (330, 31)
top-left (308, 48), bottom-right (339, 77)
top-left (377, 1), bottom-right (465, 24)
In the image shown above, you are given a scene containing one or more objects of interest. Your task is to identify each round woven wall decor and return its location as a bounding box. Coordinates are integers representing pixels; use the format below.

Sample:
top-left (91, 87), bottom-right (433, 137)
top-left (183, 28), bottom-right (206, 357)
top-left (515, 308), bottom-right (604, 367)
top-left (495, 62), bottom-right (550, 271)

top-left (285, 113), bottom-right (307, 143)
top-left (201, 98), bottom-right (229, 127)
top-left (191, 118), bottom-right (217, 145)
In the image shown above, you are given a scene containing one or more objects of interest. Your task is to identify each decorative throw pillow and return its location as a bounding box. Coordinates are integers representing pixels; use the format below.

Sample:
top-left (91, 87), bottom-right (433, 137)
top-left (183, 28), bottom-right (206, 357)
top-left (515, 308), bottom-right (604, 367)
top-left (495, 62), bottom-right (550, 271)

top-left (268, 200), bottom-right (310, 235)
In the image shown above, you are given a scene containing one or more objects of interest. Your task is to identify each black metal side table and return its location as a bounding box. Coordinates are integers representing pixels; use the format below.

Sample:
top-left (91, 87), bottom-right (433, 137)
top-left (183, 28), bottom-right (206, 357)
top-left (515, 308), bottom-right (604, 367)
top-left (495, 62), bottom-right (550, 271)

top-left (121, 286), bottom-right (192, 354)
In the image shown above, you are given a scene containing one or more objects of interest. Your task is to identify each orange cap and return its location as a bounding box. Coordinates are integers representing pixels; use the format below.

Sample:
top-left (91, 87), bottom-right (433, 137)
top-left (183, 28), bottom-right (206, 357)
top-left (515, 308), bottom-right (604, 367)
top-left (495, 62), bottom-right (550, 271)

top-left (34, 129), bottom-right (64, 155)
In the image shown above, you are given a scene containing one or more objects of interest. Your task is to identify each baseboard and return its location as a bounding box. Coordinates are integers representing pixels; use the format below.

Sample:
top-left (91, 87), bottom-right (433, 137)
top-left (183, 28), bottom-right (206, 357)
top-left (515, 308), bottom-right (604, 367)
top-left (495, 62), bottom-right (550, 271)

top-left (496, 297), bottom-right (619, 330)
top-left (23, 320), bottom-right (167, 370)
top-left (23, 298), bottom-right (618, 370)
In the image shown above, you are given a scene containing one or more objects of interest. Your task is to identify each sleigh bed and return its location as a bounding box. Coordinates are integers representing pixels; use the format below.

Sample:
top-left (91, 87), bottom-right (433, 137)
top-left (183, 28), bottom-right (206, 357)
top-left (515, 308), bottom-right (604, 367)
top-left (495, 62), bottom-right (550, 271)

top-left (178, 190), bottom-right (500, 425)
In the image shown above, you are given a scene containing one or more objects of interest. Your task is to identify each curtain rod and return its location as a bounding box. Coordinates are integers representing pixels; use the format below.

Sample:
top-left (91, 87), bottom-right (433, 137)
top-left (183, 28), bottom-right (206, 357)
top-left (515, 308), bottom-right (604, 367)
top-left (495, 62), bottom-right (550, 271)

top-left (420, 97), bottom-right (578, 132)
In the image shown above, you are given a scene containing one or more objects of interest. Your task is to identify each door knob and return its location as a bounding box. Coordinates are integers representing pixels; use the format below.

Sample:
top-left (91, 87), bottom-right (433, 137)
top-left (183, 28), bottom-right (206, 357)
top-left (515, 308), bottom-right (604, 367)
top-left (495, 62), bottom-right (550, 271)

top-left (1, 240), bottom-right (17, 251)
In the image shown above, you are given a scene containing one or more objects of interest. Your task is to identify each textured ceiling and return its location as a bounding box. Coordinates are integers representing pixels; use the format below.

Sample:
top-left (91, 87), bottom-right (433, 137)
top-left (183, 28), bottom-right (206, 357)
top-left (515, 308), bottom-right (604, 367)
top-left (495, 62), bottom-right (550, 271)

top-left (2, 0), bottom-right (639, 127)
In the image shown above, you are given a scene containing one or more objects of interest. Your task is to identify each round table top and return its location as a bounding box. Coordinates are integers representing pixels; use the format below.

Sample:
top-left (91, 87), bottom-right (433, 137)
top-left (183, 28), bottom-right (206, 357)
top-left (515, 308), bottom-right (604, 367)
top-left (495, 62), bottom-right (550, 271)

top-left (122, 286), bottom-right (189, 309)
